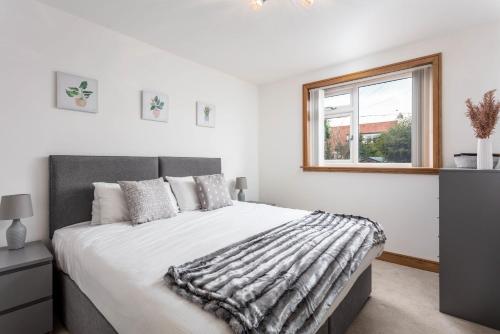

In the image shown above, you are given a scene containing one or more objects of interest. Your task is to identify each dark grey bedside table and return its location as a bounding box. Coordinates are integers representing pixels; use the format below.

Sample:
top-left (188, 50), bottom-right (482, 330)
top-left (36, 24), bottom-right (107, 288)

top-left (0, 241), bottom-right (53, 334)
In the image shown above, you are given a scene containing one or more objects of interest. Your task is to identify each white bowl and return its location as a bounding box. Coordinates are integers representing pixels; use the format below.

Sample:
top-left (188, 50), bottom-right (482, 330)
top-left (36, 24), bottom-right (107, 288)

top-left (454, 153), bottom-right (500, 169)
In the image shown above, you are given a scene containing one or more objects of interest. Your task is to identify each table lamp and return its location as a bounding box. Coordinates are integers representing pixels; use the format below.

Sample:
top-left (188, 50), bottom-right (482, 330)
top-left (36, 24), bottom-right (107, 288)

top-left (0, 194), bottom-right (33, 250)
top-left (235, 177), bottom-right (248, 201)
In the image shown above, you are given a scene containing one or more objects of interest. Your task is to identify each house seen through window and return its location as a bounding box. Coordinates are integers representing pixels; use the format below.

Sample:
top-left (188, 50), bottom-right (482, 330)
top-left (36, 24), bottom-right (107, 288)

top-left (324, 77), bottom-right (413, 164)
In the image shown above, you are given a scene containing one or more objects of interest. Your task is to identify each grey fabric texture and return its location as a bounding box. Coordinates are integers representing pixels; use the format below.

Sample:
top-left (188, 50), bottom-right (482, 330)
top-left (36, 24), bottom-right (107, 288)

top-left (55, 265), bottom-right (371, 334)
top-left (49, 156), bottom-right (158, 237)
top-left (56, 270), bottom-right (118, 334)
top-left (324, 266), bottom-right (372, 334)
top-left (49, 156), bottom-right (220, 236)
top-left (194, 174), bottom-right (233, 211)
top-left (159, 157), bottom-right (221, 177)
top-left (118, 178), bottom-right (177, 224)
top-left (165, 211), bottom-right (386, 334)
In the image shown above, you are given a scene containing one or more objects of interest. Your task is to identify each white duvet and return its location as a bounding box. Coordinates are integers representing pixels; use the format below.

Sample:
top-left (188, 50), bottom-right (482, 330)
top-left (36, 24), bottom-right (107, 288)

top-left (53, 201), bottom-right (381, 334)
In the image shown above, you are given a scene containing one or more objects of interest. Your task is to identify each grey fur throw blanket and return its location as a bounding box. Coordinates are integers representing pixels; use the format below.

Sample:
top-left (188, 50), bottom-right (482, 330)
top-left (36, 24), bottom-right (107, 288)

top-left (164, 211), bottom-right (386, 334)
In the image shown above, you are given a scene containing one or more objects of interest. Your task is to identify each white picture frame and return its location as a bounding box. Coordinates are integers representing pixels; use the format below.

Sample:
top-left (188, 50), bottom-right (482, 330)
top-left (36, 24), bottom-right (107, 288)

top-left (196, 101), bottom-right (216, 128)
top-left (142, 91), bottom-right (169, 123)
top-left (56, 72), bottom-right (98, 113)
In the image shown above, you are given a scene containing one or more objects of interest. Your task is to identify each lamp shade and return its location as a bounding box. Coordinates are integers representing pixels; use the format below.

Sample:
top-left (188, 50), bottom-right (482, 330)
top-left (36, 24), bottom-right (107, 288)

top-left (235, 177), bottom-right (248, 190)
top-left (0, 194), bottom-right (33, 220)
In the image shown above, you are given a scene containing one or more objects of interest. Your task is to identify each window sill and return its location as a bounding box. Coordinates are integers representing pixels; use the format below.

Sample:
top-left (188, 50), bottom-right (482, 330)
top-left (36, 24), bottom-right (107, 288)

top-left (301, 166), bottom-right (440, 175)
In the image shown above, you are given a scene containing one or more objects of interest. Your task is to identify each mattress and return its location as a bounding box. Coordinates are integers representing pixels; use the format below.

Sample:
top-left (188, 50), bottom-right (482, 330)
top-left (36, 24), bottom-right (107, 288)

top-left (53, 201), bottom-right (383, 334)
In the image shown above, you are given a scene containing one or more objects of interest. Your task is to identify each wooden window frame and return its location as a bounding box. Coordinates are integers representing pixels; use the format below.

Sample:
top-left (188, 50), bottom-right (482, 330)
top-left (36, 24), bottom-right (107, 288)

top-left (302, 53), bottom-right (442, 175)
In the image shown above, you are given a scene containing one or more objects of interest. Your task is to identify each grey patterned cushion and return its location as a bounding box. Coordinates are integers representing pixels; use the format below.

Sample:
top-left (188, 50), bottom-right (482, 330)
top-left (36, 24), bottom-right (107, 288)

top-left (193, 174), bottom-right (233, 211)
top-left (118, 178), bottom-right (177, 224)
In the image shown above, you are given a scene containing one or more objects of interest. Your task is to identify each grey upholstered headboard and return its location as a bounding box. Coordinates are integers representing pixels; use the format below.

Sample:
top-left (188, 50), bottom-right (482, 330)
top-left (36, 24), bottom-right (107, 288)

top-left (158, 156), bottom-right (221, 177)
top-left (49, 155), bottom-right (221, 237)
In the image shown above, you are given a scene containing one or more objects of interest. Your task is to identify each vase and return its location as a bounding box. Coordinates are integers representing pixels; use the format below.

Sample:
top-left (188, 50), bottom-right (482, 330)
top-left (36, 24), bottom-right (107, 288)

top-left (477, 137), bottom-right (493, 169)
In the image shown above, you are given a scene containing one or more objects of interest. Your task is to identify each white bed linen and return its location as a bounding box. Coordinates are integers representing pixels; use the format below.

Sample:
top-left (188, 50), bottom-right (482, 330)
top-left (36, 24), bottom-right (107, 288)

top-left (53, 201), bottom-right (382, 334)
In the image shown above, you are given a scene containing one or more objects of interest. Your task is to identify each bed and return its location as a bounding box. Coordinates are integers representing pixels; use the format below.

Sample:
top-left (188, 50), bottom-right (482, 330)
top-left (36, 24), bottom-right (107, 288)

top-left (49, 155), bottom-right (383, 334)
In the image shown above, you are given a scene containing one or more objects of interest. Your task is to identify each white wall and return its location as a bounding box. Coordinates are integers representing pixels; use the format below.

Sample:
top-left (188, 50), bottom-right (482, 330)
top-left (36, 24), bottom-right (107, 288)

top-left (0, 0), bottom-right (259, 247)
top-left (259, 21), bottom-right (500, 261)
top-left (2, 1), bottom-right (499, 261)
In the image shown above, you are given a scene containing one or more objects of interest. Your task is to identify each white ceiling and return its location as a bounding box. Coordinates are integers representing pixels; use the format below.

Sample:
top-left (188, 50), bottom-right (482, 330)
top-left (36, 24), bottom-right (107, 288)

top-left (38, 0), bottom-right (500, 84)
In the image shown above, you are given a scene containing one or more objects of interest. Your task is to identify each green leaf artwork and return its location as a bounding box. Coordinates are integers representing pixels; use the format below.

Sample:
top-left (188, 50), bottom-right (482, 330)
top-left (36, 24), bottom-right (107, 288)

top-left (150, 96), bottom-right (165, 118)
top-left (65, 80), bottom-right (93, 107)
top-left (204, 106), bottom-right (211, 122)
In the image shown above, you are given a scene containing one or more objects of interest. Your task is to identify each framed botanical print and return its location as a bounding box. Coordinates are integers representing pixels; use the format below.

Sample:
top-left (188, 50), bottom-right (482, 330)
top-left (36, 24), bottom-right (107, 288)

top-left (142, 91), bottom-right (169, 122)
top-left (196, 101), bottom-right (215, 128)
top-left (56, 72), bottom-right (98, 113)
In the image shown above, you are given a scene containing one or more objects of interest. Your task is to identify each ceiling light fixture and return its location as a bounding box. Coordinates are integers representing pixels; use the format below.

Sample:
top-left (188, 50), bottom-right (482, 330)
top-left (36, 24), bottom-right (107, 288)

top-left (251, 0), bottom-right (266, 10)
top-left (300, 0), bottom-right (314, 8)
top-left (251, 0), bottom-right (314, 10)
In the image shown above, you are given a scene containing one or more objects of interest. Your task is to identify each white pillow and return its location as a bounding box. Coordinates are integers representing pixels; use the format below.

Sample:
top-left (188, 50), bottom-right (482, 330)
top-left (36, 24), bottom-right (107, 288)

top-left (164, 182), bottom-right (180, 214)
top-left (92, 182), bottom-right (130, 224)
top-left (165, 176), bottom-right (201, 211)
top-left (90, 197), bottom-right (101, 224)
top-left (91, 182), bottom-right (179, 224)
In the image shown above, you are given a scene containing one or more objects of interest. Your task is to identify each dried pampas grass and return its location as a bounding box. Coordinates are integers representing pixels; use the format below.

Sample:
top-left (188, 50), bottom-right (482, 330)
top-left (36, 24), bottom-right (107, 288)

top-left (466, 90), bottom-right (500, 139)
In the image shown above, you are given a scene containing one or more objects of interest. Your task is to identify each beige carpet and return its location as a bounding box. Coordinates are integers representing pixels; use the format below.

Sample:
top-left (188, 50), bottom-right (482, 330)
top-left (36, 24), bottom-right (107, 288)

top-left (347, 260), bottom-right (499, 334)
top-left (55, 260), bottom-right (499, 334)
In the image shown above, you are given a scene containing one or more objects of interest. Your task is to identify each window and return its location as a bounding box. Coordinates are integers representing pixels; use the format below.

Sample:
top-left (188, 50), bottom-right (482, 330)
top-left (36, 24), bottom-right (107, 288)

top-left (303, 54), bottom-right (441, 174)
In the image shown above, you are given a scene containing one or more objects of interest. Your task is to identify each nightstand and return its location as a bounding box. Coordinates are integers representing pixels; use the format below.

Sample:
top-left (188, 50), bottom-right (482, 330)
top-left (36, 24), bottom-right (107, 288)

top-left (246, 201), bottom-right (276, 206)
top-left (0, 241), bottom-right (53, 334)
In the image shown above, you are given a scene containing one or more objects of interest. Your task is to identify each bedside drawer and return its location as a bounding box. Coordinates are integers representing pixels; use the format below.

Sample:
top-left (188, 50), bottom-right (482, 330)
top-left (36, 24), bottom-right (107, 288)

top-left (0, 299), bottom-right (52, 334)
top-left (0, 263), bottom-right (52, 312)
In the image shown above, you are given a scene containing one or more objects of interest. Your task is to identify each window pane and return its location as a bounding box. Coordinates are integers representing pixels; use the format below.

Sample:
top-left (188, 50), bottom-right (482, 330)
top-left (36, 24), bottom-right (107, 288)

top-left (358, 78), bottom-right (412, 163)
top-left (325, 115), bottom-right (351, 160)
top-left (324, 93), bottom-right (351, 112)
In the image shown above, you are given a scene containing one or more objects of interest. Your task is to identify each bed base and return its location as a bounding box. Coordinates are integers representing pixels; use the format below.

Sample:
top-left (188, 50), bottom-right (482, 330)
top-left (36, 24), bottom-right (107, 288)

top-left (317, 265), bottom-right (372, 334)
top-left (55, 265), bottom-right (371, 334)
top-left (55, 269), bottom-right (117, 334)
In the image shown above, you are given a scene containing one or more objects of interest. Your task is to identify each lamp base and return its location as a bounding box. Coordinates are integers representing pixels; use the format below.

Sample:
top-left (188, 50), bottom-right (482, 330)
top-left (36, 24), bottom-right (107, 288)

top-left (238, 190), bottom-right (246, 202)
top-left (6, 219), bottom-right (26, 250)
